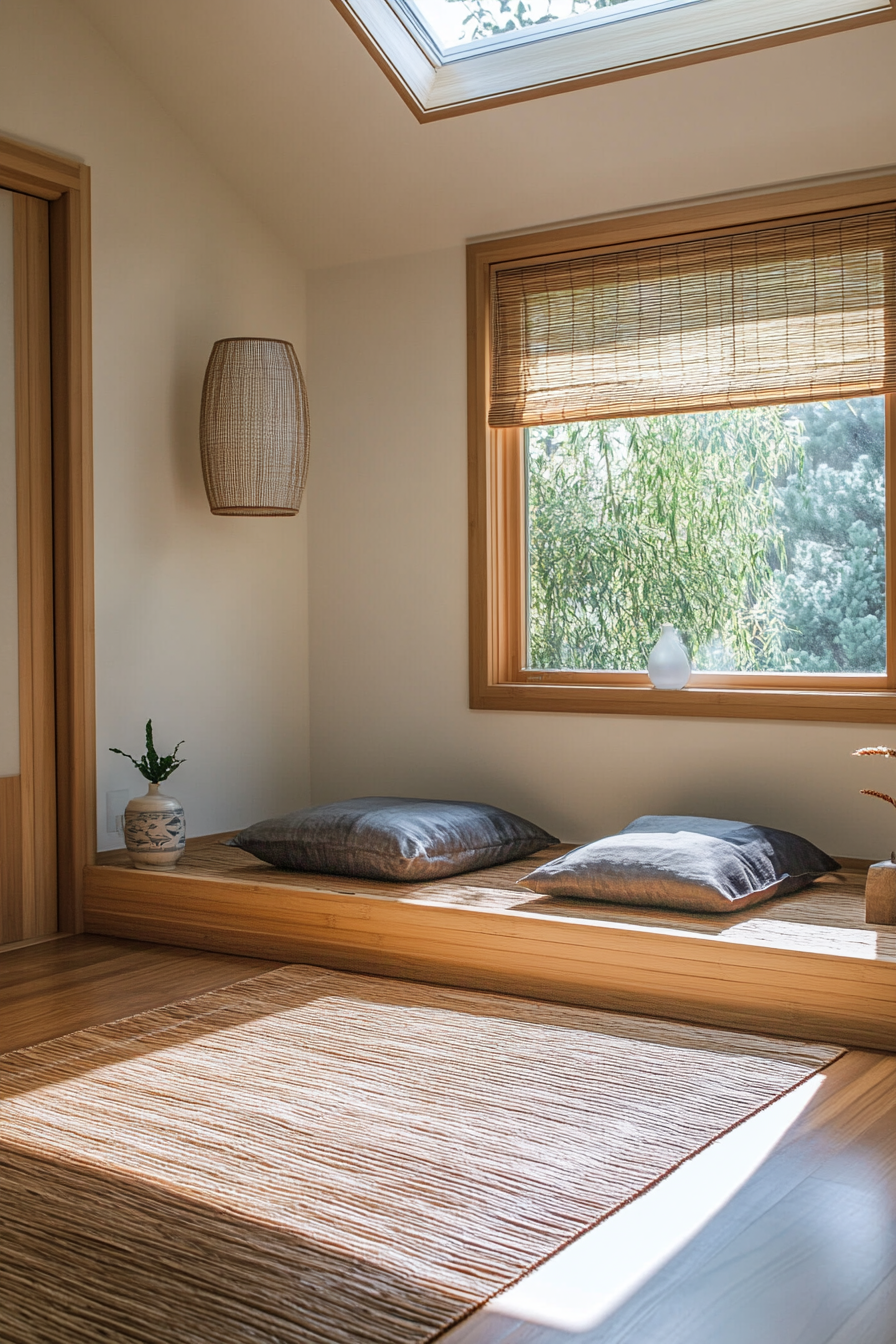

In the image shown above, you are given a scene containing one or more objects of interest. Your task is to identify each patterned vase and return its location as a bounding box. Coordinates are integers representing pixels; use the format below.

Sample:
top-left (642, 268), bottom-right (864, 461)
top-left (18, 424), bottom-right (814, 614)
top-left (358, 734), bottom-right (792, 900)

top-left (124, 783), bottom-right (186, 870)
top-left (647, 624), bottom-right (691, 690)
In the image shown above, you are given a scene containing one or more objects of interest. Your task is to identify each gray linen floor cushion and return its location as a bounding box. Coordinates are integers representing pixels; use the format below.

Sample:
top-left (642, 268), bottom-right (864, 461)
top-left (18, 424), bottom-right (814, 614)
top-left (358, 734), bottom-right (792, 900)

top-left (226, 796), bottom-right (558, 881)
top-left (518, 815), bottom-right (839, 914)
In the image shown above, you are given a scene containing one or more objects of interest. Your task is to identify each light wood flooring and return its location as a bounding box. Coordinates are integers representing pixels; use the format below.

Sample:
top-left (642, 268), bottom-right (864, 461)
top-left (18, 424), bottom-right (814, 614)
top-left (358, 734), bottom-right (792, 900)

top-left (0, 933), bottom-right (284, 1054)
top-left (0, 934), bottom-right (894, 1344)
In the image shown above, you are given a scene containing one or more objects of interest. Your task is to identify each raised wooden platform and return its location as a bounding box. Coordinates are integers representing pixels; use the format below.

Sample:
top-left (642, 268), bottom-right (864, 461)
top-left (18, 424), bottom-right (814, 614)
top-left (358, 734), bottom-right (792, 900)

top-left (84, 837), bottom-right (896, 1053)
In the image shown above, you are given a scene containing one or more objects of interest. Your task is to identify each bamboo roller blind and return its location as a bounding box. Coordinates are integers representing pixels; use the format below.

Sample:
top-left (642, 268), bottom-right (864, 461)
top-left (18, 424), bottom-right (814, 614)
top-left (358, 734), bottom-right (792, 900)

top-left (488, 209), bottom-right (896, 427)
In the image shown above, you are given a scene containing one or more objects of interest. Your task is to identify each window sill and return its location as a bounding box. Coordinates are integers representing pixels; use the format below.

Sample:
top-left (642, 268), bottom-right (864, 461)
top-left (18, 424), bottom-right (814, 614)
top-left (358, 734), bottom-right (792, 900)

top-left (471, 679), bottom-right (896, 722)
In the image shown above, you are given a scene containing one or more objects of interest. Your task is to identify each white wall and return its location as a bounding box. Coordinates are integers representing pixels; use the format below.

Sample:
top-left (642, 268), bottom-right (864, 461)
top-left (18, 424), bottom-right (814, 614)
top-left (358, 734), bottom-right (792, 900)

top-left (69, 3), bottom-right (896, 269)
top-left (306, 21), bottom-right (896, 862)
top-left (4, 0), bottom-right (895, 860)
top-left (309, 238), bottom-right (896, 860)
top-left (0, 0), bottom-right (310, 848)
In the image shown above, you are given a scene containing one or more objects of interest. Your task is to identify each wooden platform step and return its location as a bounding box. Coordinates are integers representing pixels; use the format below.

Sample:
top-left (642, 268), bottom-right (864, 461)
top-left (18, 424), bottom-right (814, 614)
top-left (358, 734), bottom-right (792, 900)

top-left (84, 838), bottom-right (896, 1053)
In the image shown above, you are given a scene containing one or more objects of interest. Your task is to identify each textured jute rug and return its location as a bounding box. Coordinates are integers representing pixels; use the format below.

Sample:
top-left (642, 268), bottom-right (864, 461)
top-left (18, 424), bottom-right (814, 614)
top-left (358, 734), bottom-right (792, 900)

top-left (0, 965), bottom-right (842, 1344)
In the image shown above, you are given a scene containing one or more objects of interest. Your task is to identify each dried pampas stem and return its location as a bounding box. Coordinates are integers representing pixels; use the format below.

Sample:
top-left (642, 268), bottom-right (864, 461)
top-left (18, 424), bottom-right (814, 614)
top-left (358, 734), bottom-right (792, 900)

top-left (859, 788), bottom-right (896, 811)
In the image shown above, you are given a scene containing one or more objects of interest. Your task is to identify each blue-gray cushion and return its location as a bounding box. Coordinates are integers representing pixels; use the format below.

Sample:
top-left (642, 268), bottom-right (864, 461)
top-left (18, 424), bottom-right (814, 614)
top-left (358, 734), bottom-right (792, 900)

top-left (226, 796), bottom-right (558, 882)
top-left (518, 815), bottom-right (838, 913)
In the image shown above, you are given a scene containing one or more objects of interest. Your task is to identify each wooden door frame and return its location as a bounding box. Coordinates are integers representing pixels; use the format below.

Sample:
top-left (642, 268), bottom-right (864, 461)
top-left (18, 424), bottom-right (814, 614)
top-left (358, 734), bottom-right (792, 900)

top-left (0, 134), bottom-right (95, 932)
top-left (10, 192), bottom-right (57, 944)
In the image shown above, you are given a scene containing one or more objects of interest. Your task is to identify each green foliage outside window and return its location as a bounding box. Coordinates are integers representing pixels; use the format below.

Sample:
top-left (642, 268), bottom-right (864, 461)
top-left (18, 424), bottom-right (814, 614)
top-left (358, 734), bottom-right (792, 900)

top-left (772, 399), bottom-right (885, 673)
top-left (443, 0), bottom-right (621, 42)
top-left (526, 397), bottom-right (886, 674)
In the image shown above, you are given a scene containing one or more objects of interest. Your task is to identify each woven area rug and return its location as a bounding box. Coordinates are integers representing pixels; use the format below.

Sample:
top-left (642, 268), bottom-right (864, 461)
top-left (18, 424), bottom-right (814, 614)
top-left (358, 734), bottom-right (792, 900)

top-left (0, 965), bottom-right (842, 1344)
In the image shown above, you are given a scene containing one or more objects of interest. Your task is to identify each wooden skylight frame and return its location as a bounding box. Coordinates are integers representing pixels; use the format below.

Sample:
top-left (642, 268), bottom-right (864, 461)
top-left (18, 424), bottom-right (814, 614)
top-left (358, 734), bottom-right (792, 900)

top-left (468, 173), bottom-right (896, 722)
top-left (330, 0), bottom-right (896, 121)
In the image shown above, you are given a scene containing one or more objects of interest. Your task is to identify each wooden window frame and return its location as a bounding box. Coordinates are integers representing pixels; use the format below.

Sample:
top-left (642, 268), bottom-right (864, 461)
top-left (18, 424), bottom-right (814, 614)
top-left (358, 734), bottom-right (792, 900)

top-left (0, 134), bottom-right (95, 929)
top-left (468, 173), bottom-right (896, 722)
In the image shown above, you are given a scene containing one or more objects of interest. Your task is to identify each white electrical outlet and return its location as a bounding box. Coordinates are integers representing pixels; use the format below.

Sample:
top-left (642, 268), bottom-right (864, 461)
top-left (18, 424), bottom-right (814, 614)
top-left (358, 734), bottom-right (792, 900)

top-left (106, 789), bottom-right (130, 835)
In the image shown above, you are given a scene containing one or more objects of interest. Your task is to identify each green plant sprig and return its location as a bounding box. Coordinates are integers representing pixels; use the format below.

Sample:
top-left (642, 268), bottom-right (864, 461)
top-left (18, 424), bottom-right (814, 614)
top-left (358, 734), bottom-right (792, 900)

top-left (110, 719), bottom-right (185, 784)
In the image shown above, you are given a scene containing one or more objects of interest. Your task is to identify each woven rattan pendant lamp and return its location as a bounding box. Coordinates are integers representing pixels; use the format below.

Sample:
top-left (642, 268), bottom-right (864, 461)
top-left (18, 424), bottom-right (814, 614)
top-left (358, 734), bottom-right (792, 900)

top-left (200, 337), bottom-right (309, 516)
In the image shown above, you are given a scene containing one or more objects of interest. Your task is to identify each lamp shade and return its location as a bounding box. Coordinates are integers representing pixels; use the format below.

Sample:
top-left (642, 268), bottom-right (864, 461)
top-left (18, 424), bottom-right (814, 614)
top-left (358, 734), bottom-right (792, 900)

top-left (199, 337), bottom-right (309, 516)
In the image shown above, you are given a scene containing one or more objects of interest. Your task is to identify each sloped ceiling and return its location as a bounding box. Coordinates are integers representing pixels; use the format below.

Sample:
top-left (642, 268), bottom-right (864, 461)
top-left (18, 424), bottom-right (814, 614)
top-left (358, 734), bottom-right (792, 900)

top-left (75, 0), bottom-right (896, 269)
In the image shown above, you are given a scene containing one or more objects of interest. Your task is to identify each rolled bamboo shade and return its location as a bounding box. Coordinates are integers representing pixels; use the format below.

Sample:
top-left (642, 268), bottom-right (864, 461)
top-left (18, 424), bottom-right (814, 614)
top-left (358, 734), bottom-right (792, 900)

top-left (200, 338), bottom-right (309, 516)
top-left (489, 209), bottom-right (896, 427)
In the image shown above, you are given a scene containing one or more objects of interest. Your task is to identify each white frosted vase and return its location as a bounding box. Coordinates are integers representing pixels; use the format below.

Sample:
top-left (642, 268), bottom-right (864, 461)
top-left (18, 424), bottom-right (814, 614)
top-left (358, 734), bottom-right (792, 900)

top-left (647, 624), bottom-right (691, 690)
top-left (124, 782), bottom-right (186, 870)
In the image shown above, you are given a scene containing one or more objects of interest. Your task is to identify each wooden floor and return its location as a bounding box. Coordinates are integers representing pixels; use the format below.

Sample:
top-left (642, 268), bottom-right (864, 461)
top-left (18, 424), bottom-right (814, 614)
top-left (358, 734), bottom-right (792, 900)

top-left (1, 935), bottom-right (894, 1344)
top-left (84, 837), bottom-right (896, 1051)
top-left (445, 1045), bottom-right (896, 1344)
top-left (0, 932), bottom-right (284, 1054)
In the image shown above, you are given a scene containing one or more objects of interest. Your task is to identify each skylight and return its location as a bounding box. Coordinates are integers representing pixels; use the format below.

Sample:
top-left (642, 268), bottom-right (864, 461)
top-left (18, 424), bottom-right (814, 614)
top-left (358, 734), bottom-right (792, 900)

top-left (408, 0), bottom-right (660, 54)
top-left (330, 0), bottom-right (895, 119)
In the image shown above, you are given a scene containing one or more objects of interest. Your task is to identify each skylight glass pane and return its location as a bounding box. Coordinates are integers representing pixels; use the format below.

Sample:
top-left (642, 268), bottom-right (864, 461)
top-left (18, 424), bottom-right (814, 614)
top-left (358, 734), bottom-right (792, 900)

top-left (410, 0), bottom-right (634, 49)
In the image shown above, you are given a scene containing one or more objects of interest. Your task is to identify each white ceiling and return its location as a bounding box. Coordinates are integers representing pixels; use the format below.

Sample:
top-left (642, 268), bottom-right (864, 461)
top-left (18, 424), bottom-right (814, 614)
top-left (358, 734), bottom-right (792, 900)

top-left (74, 0), bottom-right (896, 270)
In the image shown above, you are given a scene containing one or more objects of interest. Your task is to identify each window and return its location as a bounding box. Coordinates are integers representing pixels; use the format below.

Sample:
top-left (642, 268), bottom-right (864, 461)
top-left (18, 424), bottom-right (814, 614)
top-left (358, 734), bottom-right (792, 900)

top-left (468, 175), bottom-right (896, 721)
top-left (330, 0), bottom-right (894, 120)
top-left (526, 399), bottom-right (887, 677)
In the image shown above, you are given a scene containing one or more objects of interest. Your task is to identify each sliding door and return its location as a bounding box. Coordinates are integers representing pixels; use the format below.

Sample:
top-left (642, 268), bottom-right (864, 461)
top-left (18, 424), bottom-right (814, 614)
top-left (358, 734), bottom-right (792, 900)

top-left (0, 188), bottom-right (56, 946)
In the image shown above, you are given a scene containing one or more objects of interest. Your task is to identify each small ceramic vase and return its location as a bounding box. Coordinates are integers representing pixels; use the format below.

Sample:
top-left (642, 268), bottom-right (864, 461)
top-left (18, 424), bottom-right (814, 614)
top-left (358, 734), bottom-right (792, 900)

top-left (647, 624), bottom-right (691, 690)
top-left (124, 783), bottom-right (186, 870)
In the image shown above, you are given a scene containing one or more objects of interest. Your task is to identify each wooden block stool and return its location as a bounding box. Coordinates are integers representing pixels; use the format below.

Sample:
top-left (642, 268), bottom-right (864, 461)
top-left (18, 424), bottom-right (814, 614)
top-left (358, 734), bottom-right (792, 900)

top-left (865, 859), bottom-right (896, 925)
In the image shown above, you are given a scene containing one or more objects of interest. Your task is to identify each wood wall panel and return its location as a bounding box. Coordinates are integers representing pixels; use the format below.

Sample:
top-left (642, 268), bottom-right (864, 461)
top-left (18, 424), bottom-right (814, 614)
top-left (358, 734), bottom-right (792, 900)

top-left (0, 775), bottom-right (23, 944)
